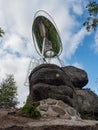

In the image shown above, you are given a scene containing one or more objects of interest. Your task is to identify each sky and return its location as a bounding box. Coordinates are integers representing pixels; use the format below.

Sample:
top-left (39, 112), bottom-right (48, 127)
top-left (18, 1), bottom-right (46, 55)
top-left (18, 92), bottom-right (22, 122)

top-left (0, 0), bottom-right (98, 107)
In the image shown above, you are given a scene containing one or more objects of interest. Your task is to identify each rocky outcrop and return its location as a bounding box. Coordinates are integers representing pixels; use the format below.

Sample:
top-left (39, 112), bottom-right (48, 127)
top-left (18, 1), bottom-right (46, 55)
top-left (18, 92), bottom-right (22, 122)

top-left (37, 98), bottom-right (81, 119)
top-left (29, 64), bottom-right (78, 108)
top-left (0, 108), bottom-right (98, 130)
top-left (76, 89), bottom-right (98, 120)
top-left (0, 63), bottom-right (98, 129)
top-left (28, 63), bottom-right (98, 120)
top-left (62, 66), bottom-right (88, 89)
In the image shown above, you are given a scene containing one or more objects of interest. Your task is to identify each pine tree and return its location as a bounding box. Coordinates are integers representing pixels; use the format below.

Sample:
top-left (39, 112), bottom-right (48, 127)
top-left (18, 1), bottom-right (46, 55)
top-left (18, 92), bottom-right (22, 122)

top-left (0, 74), bottom-right (18, 108)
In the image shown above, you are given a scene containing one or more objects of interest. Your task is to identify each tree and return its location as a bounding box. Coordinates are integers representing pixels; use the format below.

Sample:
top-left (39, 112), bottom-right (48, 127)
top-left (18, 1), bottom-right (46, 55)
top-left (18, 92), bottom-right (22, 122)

top-left (83, 1), bottom-right (98, 31)
top-left (0, 27), bottom-right (4, 37)
top-left (0, 74), bottom-right (18, 108)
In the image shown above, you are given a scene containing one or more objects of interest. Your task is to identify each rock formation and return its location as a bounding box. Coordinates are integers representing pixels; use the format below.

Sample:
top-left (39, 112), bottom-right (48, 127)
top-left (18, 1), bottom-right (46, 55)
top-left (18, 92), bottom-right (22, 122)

top-left (0, 64), bottom-right (98, 129)
top-left (76, 89), bottom-right (98, 120)
top-left (28, 63), bottom-right (98, 120)
top-left (29, 64), bottom-right (78, 109)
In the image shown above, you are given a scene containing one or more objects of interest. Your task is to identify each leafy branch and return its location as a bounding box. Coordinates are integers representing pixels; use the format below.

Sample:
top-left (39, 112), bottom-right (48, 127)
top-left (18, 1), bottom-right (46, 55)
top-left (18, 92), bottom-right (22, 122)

top-left (83, 1), bottom-right (98, 31)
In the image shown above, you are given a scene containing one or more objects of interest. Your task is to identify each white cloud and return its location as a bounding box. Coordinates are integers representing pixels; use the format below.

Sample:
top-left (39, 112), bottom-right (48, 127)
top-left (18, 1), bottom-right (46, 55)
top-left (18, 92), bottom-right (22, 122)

top-left (2, 33), bottom-right (35, 57)
top-left (70, 0), bottom-right (85, 15)
top-left (4, 34), bottom-right (24, 52)
top-left (62, 28), bottom-right (89, 59)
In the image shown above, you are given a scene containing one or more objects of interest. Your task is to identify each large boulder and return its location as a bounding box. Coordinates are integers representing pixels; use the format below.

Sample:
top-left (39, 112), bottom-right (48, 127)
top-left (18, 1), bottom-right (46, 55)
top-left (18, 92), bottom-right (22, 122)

top-left (62, 66), bottom-right (88, 89)
top-left (29, 64), bottom-right (78, 108)
top-left (29, 64), bottom-right (73, 87)
top-left (76, 89), bottom-right (98, 120)
top-left (30, 83), bottom-right (77, 107)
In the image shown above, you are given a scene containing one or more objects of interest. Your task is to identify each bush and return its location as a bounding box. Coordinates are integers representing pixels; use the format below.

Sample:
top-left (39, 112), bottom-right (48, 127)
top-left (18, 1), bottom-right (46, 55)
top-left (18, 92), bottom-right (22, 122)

top-left (21, 103), bottom-right (41, 118)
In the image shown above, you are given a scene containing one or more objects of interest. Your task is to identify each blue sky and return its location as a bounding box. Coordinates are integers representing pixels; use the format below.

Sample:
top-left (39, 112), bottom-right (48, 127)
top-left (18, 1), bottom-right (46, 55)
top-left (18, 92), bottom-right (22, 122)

top-left (0, 0), bottom-right (98, 106)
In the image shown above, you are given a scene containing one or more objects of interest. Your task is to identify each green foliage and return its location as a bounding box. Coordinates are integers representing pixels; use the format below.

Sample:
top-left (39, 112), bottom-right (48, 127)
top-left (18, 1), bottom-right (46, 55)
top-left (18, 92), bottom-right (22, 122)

top-left (0, 27), bottom-right (4, 37)
top-left (0, 74), bottom-right (18, 108)
top-left (21, 103), bottom-right (41, 118)
top-left (83, 1), bottom-right (98, 31)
